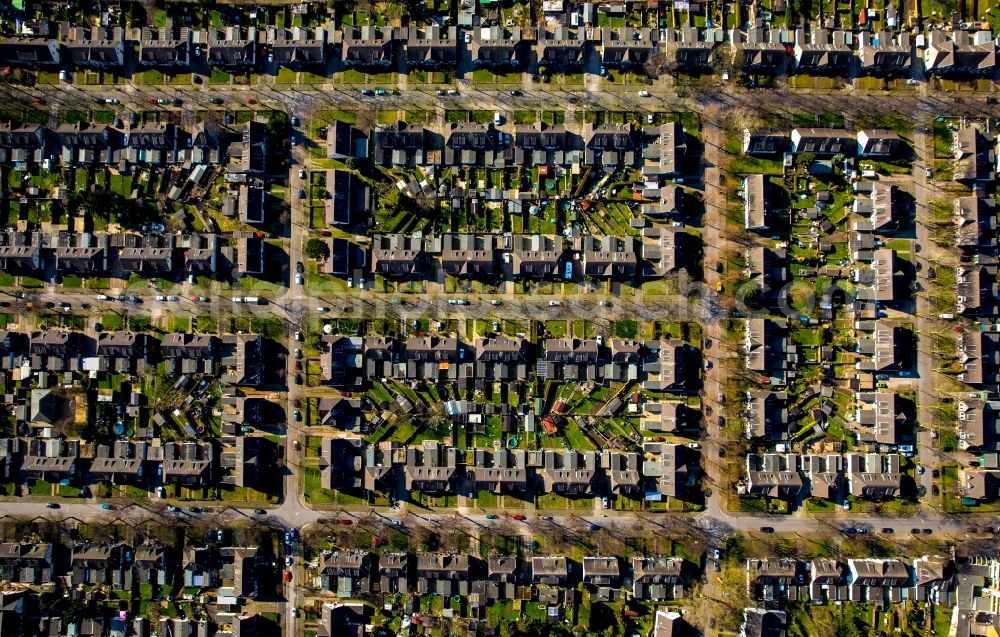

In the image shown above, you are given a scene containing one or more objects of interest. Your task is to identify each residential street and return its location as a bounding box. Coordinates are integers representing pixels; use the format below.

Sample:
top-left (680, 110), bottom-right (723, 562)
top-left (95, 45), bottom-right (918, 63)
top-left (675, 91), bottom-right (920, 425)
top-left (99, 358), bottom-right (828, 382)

top-left (2, 75), bottom-right (997, 550)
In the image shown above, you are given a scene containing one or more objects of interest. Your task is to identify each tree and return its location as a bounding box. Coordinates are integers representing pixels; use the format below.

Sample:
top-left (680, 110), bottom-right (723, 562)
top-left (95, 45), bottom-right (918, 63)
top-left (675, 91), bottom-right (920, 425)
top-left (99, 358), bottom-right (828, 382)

top-left (304, 238), bottom-right (329, 260)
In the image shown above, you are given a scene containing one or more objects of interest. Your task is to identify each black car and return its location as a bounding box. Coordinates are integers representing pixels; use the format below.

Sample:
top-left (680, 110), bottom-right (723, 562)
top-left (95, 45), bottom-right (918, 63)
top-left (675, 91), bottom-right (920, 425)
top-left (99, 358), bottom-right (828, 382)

top-left (254, 508), bottom-right (267, 515)
top-left (171, 97), bottom-right (183, 106)
top-left (46, 502), bottom-right (60, 509)
top-left (211, 97), bottom-right (224, 105)
top-left (294, 373), bottom-right (303, 385)
top-left (881, 527), bottom-right (894, 533)
top-left (760, 527), bottom-right (774, 533)
top-left (295, 261), bottom-right (304, 274)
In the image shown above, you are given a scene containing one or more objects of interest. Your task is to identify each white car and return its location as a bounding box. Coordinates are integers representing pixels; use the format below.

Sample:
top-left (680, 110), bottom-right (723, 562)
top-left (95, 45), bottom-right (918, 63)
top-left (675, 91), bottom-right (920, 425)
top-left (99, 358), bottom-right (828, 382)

top-left (548, 301), bottom-right (561, 306)
top-left (97, 294), bottom-right (110, 301)
top-left (293, 331), bottom-right (302, 341)
top-left (295, 273), bottom-right (304, 285)
top-left (155, 295), bottom-right (167, 301)
top-left (494, 111), bottom-right (502, 125)
top-left (347, 278), bottom-right (353, 288)
top-left (637, 90), bottom-right (651, 97)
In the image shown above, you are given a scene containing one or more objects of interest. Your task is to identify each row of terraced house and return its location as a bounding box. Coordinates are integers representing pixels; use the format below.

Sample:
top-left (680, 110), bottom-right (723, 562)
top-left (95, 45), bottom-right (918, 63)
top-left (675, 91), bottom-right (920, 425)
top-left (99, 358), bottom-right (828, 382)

top-left (321, 335), bottom-right (698, 388)
top-left (320, 439), bottom-right (698, 501)
top-left (1, 20), bottom-right (997, 76)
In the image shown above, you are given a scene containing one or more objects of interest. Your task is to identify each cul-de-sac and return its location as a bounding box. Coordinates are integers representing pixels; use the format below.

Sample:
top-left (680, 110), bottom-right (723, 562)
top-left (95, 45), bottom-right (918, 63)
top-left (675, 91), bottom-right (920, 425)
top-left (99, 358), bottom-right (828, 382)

top-left (0, 1), bottom-right (997, 636)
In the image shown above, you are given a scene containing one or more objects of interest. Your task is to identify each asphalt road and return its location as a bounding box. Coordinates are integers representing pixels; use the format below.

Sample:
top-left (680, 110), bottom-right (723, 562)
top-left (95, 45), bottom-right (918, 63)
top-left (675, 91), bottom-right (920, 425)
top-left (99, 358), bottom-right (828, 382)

top-left (0, 496), bottom-right (992, 541)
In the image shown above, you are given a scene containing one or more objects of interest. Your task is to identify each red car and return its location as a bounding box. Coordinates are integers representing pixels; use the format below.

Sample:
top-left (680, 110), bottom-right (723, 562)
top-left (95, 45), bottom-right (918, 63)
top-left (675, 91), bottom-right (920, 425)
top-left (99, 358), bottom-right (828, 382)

top-left (512, 514), bottom-right (526, 521)
top-left (284, 570), bottom-right (292, 582)
top-left (32, 97), bottom-right (45, 104)
top-left (246, 97), bottom-right (257, 104)
top-left (147, 98), bottom-right (157, 104)
top-left (338, 519), bottom-right (353, 525)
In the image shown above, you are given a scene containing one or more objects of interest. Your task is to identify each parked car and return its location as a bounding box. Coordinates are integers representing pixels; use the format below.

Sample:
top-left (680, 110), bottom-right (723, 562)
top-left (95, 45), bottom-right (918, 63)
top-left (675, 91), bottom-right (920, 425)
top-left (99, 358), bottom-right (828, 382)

top-left (485, 514), bottom-right (498, 519)
top-left (512, 514), bottom-right (527, 521)
top-left (46, 502), bottom-right (60, 509)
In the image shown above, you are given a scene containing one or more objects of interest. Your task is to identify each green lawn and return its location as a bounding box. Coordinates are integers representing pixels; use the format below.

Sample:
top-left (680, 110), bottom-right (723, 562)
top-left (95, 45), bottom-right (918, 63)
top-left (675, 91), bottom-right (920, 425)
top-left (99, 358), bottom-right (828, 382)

top-left (276, 67), bottom-right (298, 83)
top-left (209, 68), bottom-right (231, 85)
